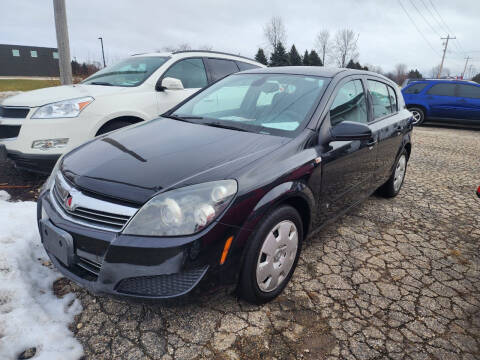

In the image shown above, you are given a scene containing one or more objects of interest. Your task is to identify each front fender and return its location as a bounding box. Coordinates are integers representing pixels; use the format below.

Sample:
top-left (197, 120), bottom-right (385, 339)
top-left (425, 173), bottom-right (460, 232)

top-left (223, 180), bottom-right (316, 287)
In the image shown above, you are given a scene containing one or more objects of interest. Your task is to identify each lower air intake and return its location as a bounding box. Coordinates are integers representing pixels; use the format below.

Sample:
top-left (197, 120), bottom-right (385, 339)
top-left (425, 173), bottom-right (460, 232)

top-left (116, 267), bottom-right (208, 297)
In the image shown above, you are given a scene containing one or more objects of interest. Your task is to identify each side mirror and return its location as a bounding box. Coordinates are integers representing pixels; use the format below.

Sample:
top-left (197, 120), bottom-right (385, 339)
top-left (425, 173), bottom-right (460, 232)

top-left (330, 121), bottom-right (372, 141)
top-left (157, 77), bottom-right (184, 91)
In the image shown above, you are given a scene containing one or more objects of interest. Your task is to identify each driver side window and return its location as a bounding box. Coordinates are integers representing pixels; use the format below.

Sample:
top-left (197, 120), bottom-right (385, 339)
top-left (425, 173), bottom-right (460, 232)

top-left (330, 80), bottom-right (367, 126)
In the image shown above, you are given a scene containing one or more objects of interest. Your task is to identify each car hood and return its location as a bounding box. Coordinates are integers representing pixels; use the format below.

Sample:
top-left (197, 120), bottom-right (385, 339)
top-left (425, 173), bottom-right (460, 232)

top-left (61, 118), bottom-right (288, 204)
top-left (1, 84), bottom-right (129, 107)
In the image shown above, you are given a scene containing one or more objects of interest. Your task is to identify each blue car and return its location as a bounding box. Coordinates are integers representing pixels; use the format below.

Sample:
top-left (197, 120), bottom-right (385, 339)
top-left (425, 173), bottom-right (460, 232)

top-left (402, 80), bottom-right (480, 125)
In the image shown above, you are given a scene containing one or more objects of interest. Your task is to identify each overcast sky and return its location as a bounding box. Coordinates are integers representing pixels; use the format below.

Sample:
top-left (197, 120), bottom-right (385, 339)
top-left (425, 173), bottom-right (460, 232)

top-left (1, 0), bottom-right (479, 77)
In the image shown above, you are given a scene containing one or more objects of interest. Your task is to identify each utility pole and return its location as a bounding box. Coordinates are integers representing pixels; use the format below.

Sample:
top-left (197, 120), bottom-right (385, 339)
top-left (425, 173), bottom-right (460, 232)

top-left (98, 37), bottom-right (106, 68)
top-left (53, 0), bottom-right (72, 85)
top-left (462, 56), bottom-right (471, 79)
top-left (437, 35), bottom-right (456, 79)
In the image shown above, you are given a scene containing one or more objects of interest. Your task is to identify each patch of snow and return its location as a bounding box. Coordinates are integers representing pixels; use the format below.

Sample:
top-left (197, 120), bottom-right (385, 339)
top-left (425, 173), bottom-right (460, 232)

top-left (0, 190), bottom-right (10, 201)
top-left (0, 195), bottom-right (83, 360)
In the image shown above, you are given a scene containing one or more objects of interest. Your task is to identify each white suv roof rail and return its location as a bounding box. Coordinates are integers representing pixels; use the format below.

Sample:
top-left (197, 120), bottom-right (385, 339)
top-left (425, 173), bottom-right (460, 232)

top-left (171, 50), bottom-right (258, 63)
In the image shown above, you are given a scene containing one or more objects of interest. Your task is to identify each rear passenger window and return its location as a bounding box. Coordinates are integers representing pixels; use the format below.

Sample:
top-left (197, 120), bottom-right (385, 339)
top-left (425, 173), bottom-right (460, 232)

top-left (457, 84), bottom-right (480, 99)
top-left (330, 80), bottom-right (368, 126)
top-left (163, 58), bottom-right (208, 88)
top-left (404, 83), bottom-right (427, 94)
top-left (387, 85), bottom-right (398, 112)
top-left (236, 61), bottom-right (259, 71)
top-left (368, 80), bottom-right (393, 119)
top-left (205, 58), bottom-right (239, 82)
top-left (426, 83), bottom-right (456, 97)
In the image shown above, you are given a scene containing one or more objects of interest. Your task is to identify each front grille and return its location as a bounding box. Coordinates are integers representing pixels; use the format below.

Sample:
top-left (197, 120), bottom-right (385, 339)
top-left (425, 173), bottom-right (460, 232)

top-left (51, 173), bottom-right (138, 231)
top-left (0, 125), bottom-right (21, 139)
top-left (0, 106), bottom-right (29, 118)
top-left (116, 267), bottom-right (208, 297)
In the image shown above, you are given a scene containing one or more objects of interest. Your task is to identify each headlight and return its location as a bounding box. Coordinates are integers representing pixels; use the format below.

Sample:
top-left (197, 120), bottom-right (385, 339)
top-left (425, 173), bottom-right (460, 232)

top-left (32, 97), bottom-right (94, 119)
top-left (40, 155), bottom-right (63, 193)
top-left (123, 180), bottom-right (237, 236)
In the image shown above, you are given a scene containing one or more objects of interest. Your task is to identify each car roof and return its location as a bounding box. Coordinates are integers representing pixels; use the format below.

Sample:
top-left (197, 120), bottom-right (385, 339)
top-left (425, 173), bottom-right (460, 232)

top-left (239, 66), bottom-right (392, 80)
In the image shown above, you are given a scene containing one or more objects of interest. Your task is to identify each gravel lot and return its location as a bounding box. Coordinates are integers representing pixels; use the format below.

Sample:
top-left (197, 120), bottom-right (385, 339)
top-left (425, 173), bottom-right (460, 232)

top-left (2, 125), bottom-right (479, 360)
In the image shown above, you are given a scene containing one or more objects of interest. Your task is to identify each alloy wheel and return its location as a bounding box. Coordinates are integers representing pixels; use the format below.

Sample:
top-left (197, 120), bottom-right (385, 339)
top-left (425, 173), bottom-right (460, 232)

top-left (411, 110), bottom-right (423, 125)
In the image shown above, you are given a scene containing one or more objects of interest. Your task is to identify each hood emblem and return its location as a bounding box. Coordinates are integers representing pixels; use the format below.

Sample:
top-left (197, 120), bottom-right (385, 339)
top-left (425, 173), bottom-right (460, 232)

top-left (65, 194), bottom-right (75, 211)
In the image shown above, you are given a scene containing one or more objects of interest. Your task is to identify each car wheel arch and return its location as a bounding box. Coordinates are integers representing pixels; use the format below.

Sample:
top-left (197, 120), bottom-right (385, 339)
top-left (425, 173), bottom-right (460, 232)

top-left (95, 116), bottom-right (145, 136)
top-left (407, 104), bottom-right (428, 115)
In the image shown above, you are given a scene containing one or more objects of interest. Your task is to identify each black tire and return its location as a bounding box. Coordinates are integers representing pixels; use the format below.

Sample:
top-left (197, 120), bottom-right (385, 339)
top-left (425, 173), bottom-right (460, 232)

top-left (409, 107), bottom-right (425, 125)
top-left (238, 205), bottom-right (303, 304)
top-left (96, 120), bottom-right (134, 136)
top-left (378, 149), bottom-right (408, 198)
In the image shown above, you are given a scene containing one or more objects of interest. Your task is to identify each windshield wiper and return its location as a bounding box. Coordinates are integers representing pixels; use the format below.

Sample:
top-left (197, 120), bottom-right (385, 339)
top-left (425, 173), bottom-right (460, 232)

top-left (90, 81), bottom-right (114, 86)
top-left (202, 121), bottom-right (249, 132)
top-left (164, 114), bottom-right (201, 123)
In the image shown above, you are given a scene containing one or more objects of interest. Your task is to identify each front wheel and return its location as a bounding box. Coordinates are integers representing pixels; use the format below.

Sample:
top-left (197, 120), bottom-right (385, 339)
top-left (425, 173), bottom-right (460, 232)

top-left (409, 107), bottom-right (425, 125)
top-left (378, 150), bottom-right (408, 198)
top-left (238, 206), bottom-right (303, 304)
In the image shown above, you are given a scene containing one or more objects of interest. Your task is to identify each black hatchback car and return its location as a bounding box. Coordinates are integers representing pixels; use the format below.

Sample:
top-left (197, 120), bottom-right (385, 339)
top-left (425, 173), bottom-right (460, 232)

top-left (38, 67), bottom-right (412, 304)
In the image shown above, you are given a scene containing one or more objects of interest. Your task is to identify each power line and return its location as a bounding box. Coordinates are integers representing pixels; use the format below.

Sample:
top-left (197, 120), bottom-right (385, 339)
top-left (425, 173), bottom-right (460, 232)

top-left (408, 0), bottom-right (442, 37)
top-left (419, 0), bottom-right (445, 32)
top-left (397, 0), bottom-right (440, 56)
top-left (426, 0), bottom-right (466, 54)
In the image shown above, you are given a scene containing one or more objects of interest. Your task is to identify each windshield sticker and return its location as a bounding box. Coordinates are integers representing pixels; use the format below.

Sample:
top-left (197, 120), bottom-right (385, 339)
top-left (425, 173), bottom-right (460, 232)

top-left (262, 122), bottom-right (299, 131)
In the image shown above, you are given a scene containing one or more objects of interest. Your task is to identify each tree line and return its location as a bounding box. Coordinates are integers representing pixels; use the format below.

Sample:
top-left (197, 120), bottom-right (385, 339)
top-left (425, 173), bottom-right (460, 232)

top-left (252, 17), bottom-right (480, 85)
top-left (71, 60), bottom-right (101, 78)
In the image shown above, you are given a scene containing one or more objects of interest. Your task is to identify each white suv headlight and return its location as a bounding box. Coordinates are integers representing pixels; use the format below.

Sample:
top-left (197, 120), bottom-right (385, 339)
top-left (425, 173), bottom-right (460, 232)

top-left (32, 97), bottom-right (94, 119)
top-left (123, 180), bottom-right (237, 236)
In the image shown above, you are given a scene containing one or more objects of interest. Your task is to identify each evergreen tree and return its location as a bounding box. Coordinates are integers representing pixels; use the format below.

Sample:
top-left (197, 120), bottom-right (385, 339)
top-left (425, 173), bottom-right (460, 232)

top-left (472, 73), bottom-right (480, 84)
top-left (309, 50), bottom-right (323, 66)
top-left (407, 69), bottom-right (423, 79)
top-left (255, 48), bottom-right (268, 66)
top-left (269, 42), bottom-right (289, 67)
top-left (346, 59), bottom-right (356, 69)
top-left (288, 45), bottom-right (302, 66)
top-left (302, 50), bottom-right (310, 66)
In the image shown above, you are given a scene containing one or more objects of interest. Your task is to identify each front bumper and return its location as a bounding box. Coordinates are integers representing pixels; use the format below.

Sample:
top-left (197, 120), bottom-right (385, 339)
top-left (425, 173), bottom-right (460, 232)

top-left (37, 191), bottom-right (243, 299)
top-left (2, 146), bottom-right (60, 174)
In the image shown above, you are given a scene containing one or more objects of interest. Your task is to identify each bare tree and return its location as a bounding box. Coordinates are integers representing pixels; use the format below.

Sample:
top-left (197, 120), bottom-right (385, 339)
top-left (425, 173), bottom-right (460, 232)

top-left (264, 16), bottom-right (287, 52)
top-left (161, 43), bottom-right (192, 52)
top-left (315, 30), bottom-right (330, 65)
top-left (198, 44), bottom-right (213, 51)
top-left (394, 63), bottom-right (408, 85)
top-left (364, 63), bottom-right (383, 74)
top-left (332, 29), bottom-right (359, 68)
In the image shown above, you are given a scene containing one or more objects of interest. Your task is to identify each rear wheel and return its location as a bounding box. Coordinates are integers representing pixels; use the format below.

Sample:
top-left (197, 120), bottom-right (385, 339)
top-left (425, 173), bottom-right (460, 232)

top-left (409, 107), bottom-right (425, 125)
top-left (238, 206), bottom-right (303, 304)
top-left (378, 150), bottom-right (408, 198)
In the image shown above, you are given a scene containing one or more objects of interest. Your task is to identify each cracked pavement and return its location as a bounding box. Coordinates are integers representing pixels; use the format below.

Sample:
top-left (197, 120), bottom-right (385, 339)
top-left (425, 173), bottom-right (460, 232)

top-left (26, 125), bottom-right (480, 359)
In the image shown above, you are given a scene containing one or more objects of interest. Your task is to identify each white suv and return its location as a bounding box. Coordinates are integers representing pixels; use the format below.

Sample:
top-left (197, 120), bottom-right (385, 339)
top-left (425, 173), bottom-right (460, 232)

top-left (0, 50), bottom-right (263, 173)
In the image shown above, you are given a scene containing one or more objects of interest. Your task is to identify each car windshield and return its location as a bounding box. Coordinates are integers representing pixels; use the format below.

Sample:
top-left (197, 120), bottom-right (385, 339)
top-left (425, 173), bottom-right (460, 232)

top-left (82, 56), bottom-right (169, 87)
top-left (171, 73), bottom-right (330, 136)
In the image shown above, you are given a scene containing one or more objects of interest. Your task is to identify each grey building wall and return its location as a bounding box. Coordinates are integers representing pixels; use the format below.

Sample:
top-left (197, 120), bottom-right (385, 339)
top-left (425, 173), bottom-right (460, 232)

top-left (0, 44), bottom-right (60, 77)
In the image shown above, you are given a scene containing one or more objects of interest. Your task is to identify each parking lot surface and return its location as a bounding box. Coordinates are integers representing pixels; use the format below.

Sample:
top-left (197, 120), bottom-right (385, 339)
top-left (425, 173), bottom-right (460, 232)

top-left (4, 125), bottom-right (480, 359)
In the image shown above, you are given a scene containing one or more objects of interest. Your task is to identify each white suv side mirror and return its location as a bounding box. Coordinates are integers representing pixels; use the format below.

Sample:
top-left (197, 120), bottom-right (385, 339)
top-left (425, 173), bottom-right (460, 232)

top-left (160, 77), bottom-right (184, 90)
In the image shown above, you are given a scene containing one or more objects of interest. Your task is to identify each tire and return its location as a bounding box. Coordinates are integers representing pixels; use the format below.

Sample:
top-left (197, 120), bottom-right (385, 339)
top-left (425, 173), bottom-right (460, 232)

top-left (409, 107), bottom-right (425, 125)
top-left (96, 120), bottom-right (134, 136)
top-left (378, 149), bottom-right (408, 198)
top-left (238, 205), bottom-right (303, 304)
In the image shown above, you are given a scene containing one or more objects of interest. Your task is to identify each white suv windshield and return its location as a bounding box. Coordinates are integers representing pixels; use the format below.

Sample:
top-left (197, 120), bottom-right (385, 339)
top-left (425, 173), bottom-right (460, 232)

top-left (82, 56), bottom-right (169, 87)
top-left (172, 73), bottom-right (329, 136)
